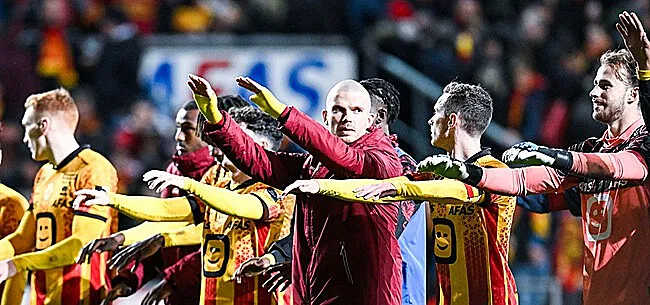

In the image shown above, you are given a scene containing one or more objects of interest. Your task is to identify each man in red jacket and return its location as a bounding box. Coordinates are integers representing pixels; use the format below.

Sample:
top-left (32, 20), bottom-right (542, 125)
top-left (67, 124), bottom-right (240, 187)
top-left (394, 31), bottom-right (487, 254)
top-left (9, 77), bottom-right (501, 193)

top-left (188, 74), bottom-right (403, 305)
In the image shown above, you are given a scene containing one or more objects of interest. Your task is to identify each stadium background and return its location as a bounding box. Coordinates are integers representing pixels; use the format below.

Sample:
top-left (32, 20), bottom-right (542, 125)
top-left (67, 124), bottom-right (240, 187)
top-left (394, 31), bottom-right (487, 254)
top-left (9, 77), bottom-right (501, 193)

top-left (0, 0), bottom-right (647, 304)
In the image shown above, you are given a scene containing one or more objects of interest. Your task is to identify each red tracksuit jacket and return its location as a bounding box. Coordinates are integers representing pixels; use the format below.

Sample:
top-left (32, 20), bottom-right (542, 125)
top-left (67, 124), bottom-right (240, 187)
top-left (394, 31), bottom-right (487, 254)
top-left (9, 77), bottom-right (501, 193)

top-left (204, 107), bottom-right (403, 305)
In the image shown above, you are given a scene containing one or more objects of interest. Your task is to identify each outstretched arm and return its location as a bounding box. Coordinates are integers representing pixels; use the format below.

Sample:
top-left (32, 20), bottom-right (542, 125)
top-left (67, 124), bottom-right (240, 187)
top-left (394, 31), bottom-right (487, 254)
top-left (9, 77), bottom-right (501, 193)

top-left (73, 189), bottom-right (199, 223)
top-left (143, 170), bottom-right (268, 220)
top-left (501, 141), bottom-right (649, 181)
top-left (417, 154), bottom-right (577, 196)
top-left (284, 177), bottom-right (486, 205)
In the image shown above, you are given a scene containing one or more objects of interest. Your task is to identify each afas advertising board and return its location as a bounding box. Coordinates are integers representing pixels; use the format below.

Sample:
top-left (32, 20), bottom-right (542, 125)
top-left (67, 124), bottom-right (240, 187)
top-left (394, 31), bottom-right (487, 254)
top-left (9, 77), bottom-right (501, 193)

top-left (139, 41), bottom-right (357, 120)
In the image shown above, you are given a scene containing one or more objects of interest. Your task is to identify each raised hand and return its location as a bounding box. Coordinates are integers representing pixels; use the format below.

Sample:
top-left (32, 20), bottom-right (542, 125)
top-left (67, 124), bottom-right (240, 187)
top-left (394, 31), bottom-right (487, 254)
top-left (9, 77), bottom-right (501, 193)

top-left (143, 170), bottom-right (187, 193)
top-left (141, 280), bottom-right (173, 305)
top-left (417, 155), bottom-right (469, 180)
top-left (0, 260), bottom-right (17, 284)
top-left (99, 283), bottom-right (133, 305)
top-left (76, 233), bottom-right (125, 264)
top-left (108, 234), bottom-right (164, 273)
top-left (502, 142), bottom-right (562, 167)
top-left (262, 261), bottom-right (292, 293)
top-left (72, 189), bottom-right (111, 209)
top-left (232, 255), bottom-right (273, 283)
top-left (235, 76), bottom-right (286, 118)
top-left (353, 182), bottom-right (397, 201)
top-left (281, 180), bottom-right (320, 198)
top-left (616, 11), bottom-right (650, 70)
top-left (187, 74), bottom-right (222, 123)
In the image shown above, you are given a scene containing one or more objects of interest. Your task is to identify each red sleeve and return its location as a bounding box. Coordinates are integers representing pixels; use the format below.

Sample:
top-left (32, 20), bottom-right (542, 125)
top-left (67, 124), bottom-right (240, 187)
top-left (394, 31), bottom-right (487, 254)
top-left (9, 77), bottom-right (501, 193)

top-left (569, 150), bottom-right (649, 181)
top-left (478, 166), bottom-right (578, 196)
top-left (203, 111), bottom-right (308, 189)
top-left (163, 250), bottom-right (202, 290)
top-left (279, 106), bottom-right (400, 178)
top-left (111, 254), bottom-right (161, 291)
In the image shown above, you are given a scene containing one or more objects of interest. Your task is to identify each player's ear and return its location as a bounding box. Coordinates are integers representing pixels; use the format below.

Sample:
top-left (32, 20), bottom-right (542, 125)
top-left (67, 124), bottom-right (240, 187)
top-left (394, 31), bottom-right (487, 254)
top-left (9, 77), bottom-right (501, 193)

top-left (374, 108), bottom-right (387, 125)
top-left (322, 109), bottom-right (328, 125)
top-left (39, 117), bottom-right (50, 134)
top-left (448, 113), bottom-right (458, 129)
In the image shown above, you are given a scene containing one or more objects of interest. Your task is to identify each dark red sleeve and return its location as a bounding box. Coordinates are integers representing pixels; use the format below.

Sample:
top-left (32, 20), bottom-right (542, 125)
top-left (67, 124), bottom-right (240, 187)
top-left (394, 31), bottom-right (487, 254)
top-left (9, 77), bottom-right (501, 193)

top-left (203, 111), bottom-right (308, 189)
top-left (110, 254), bottom-right (161, 291)
top-left (163, 250), bottom-right (202, 290)
top-left (279, 107), bottom-right (401, 178)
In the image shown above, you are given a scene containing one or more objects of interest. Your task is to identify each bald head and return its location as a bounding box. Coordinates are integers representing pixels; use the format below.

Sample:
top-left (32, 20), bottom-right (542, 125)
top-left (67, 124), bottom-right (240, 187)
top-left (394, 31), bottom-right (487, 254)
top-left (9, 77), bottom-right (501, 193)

top-left (322, 80), bottom-right (375, 144)
top-left (326, 80), bottom-right (371, 109)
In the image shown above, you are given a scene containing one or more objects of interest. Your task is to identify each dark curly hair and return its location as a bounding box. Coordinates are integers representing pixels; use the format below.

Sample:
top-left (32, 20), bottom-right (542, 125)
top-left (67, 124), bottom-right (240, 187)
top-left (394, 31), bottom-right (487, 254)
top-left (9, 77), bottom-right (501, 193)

top-left (360, 78), bottom-right (401, 125)
top-left (229, 106), bottom-right (283, 150)
top-left (195, 95), bottom-right (250, 144)
top-left (439, 82), bottom-right (493, 137)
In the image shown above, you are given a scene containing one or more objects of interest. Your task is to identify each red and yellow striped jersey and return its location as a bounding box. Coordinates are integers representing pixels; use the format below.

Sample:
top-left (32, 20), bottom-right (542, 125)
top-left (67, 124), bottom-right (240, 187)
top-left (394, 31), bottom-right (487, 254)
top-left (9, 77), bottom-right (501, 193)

top-left (199, 165), bottom-right (295, 305)
top-left (428, 152), bottom-right (517, 305)
top-left (29, 146), bottom-right (118, 305)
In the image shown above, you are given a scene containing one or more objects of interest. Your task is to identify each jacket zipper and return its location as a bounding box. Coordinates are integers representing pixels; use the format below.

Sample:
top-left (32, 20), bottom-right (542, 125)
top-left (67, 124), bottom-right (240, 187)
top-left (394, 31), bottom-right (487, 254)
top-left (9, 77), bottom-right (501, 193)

top-left (340, 240), bottom-right (354, 285)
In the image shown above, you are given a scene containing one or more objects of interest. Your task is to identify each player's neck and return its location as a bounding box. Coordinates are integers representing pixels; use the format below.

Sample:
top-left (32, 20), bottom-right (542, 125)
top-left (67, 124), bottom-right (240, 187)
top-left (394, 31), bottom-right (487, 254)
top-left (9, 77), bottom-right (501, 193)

top-left (449, 136), bottom-right (482, 162)
top-left (46, 134), bottom-right (80, 167)
top-left (607, 112), bottom-right (641, 137)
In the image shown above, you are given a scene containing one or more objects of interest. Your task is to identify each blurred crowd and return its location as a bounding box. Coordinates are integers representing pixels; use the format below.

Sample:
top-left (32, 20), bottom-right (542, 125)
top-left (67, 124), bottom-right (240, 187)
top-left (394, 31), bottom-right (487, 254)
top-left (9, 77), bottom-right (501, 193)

top-left (0, 1), bottom-right (647, 304)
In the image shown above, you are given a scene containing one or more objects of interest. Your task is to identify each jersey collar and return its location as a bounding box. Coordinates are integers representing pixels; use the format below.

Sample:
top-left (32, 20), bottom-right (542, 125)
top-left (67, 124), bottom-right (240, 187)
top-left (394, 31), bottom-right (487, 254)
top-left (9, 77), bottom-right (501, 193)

top-left (54, 144), bottom-right (90, 170)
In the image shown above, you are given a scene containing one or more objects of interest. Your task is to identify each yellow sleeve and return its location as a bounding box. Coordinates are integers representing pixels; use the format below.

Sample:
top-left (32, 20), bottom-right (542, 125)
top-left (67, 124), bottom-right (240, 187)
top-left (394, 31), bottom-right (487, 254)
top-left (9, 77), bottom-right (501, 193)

top-left (316, 177), bottom-right (410, 204)
top-left (391, 180), bottom-right (487, 204)
top-left (11, 205), bottom-right (107, 272)
top-left (184, 179), bottom-right (265, 220)
top-left (0, 211), bottom-right (36, 260)
top-left (316, 177), bottom-right (487, 205)
top-left (121, 221), bottom-right (192, 246)
top-left (109, 194), bottom-right (195, 222)
top-left (161, 223), bottom-right (203, 247)
top-left (2, 271), bottom-right (27, 305)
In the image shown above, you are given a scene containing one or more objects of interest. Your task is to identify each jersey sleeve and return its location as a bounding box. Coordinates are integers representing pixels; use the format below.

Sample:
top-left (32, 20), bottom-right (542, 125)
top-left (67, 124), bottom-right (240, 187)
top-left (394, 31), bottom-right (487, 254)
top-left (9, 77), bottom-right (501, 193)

top-left (184, 179), bottom-right (267, 220)
top-left (315, 176), bottom-right (487, 205)
top-left (121, 221), bottom-right (192, 246)
top-left (569, 150), bottom-right (649, 181)
top-left (108, 194), bottom-right (197, 222)
top-left (161, 223), bottom-right (203, 247)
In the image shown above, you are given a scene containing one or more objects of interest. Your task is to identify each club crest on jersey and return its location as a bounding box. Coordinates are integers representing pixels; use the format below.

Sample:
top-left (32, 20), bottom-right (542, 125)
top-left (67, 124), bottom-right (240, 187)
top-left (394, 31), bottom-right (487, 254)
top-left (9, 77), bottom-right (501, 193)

top-left (203, 234), bottom-right (230, 277)
top-left (433, 218), bottom-right (457, 264)
top-left (585, 193), bottom-right (613, 241)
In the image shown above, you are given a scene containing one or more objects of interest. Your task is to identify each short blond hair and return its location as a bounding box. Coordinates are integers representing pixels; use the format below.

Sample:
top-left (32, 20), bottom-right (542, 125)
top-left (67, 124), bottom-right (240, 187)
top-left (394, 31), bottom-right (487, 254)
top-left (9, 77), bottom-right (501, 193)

top-left (25, 88), bottom-right (79, 128)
